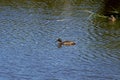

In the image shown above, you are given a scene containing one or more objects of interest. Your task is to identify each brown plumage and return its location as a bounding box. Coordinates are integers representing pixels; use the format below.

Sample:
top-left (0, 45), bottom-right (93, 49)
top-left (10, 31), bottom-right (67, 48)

top-left (108, 15), bottom-right (116, 22)
top-left (57, 38), bottom-right (76, 48)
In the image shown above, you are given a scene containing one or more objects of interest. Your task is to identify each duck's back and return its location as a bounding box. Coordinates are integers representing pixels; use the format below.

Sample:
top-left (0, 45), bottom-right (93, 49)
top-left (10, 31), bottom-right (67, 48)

top-left (62, 41), bottom-right (76, 46)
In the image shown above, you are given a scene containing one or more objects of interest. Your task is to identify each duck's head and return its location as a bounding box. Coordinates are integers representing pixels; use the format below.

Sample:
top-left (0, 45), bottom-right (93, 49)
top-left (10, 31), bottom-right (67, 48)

top-left (57, 38), bottom-right (62, 42)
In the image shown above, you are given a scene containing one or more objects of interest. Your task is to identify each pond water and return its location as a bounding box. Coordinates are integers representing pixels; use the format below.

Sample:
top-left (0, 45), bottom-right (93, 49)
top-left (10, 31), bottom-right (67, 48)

top-left (0, 0), bottom-right (120, 80)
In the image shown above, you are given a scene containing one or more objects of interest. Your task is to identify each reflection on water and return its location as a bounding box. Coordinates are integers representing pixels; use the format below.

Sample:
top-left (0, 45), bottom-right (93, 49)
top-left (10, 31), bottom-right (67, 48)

top-left (0, 0), bottom-right (120, 80)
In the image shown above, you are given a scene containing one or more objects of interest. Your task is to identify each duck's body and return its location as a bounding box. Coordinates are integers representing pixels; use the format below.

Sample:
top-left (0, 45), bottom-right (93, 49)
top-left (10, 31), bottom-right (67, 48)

top-left (108, 15), bottom-right (116, 22)
top-left (57, 38), bottom-right (76, 48)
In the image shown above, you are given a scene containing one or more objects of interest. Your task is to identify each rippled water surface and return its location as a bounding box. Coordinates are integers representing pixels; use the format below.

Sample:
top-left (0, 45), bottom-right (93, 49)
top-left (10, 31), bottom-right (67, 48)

top-left (0, 0), bottom-right (120, 80)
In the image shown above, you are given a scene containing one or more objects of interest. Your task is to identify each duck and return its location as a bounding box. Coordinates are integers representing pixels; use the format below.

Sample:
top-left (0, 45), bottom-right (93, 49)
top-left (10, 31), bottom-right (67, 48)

top-left (108, 15), bottom-right (116, 22)
top-left (57, 38), bottom-right (76, 48)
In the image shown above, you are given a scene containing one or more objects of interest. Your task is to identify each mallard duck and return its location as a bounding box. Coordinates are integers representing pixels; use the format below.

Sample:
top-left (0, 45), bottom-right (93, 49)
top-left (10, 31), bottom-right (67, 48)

top-left (57, 38), bottom-right (76, 48)
top-left (108, 15), bottom-right (116, 22)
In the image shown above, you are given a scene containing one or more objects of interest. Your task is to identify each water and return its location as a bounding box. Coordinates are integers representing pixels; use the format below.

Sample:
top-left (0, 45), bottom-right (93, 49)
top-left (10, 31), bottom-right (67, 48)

top-left (0, 0), bottom-right (120, 80)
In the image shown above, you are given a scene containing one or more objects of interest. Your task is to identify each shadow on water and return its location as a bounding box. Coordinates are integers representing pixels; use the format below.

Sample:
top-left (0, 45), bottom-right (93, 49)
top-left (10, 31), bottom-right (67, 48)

top-left (0, 0), bottom-right (120, 80)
